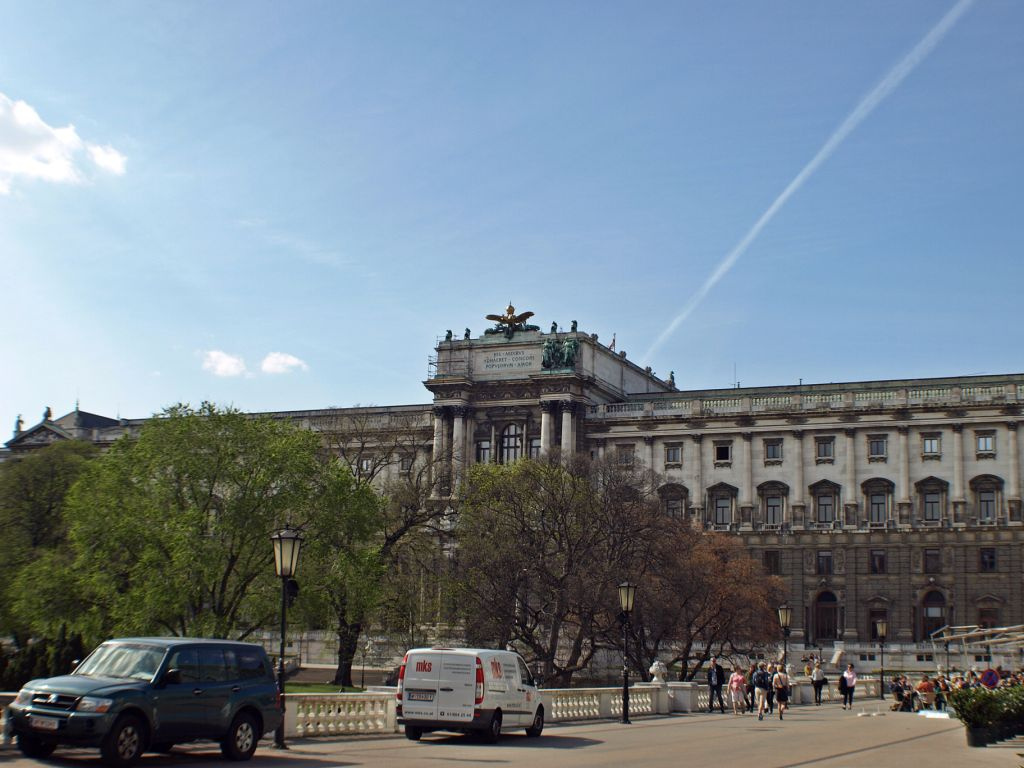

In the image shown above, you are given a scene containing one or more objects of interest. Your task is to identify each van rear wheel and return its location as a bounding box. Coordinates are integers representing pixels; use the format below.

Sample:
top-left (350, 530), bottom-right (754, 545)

top-left (485, 710), bottom-right (502, 743)
top-left (525, 706), bottom-right (544, 737)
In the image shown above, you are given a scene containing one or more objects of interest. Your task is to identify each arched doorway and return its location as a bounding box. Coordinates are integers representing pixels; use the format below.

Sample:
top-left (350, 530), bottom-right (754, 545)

top-left (814, 591), bottom-right (839, 642)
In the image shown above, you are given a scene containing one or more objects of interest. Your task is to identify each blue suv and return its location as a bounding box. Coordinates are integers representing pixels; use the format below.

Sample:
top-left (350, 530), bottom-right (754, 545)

top-left (6, 637), bottom-right (283, 766)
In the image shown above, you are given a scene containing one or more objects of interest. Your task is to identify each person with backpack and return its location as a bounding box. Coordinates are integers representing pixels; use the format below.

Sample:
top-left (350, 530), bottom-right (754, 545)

top-left (754, 662), bottom-right (772, 720)
top-left (772, 664), bottom-right (791, 720)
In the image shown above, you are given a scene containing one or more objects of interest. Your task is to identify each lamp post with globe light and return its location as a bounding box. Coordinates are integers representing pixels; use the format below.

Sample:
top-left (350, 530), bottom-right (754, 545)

top-left (876, 618), bottom-right (888, 700)
top-left (618, 582), bottom-right (637, 725)
top-left (271, 527), bottom-right (303, 749)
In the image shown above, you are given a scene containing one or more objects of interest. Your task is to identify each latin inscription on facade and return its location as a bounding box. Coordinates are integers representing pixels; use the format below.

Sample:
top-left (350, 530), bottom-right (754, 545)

top-left (480, 350), bottom-right (538, 374)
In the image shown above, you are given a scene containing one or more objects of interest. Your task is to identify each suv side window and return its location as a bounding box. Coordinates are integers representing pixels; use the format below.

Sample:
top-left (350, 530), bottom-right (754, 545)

top-left (234, 647), bottom-right (269, 680)
top-left (167, 648), bottom-right (201, 683)
top-left (198, 647), bottom-right (230, 682)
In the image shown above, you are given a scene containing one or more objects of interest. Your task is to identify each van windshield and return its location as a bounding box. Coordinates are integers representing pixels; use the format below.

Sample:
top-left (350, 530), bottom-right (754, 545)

top-left (75, 643), bottom-right (167, 682)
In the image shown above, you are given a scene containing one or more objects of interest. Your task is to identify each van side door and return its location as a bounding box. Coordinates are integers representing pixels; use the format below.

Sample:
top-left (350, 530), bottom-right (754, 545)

top-left (516, 655), bottom-right (539, 722)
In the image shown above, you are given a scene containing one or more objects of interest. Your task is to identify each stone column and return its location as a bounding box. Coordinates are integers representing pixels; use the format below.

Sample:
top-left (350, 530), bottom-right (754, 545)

top-left (432, 406), bottom-right (448, 496)
top-left (539, 401), bottom-right (556, 456)
top-left (791, 431), bottom-right (805, 528)
top-left (740, 432), bottom-right (753, 527)
top-left (645, 435), bottom-right (656, 471)
top-left (432, 406), bottom-right (446, 459)
top-left (1007, 422), bottom-right (1021, 521)
top-left (489, 419), bottom-right (497, 463)
top-left (952, 424), bottom-right (965, 524)
top-left (844, 429), bottom-right (857, 527)
top-left (451, 405), bottom-right (467, 485)
top-left (559, 402), bottom-right (575, 459)
top-left (897, 426), bottom-right (911, 525)
top-left (690, 434), bottom-right (703, 527)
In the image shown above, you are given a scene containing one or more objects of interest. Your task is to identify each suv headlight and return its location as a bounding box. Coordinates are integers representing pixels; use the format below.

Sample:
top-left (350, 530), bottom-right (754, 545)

top-left (13, 689), bottom-right (33, 706)
top-left (76, 697), bottom-right (114, 713)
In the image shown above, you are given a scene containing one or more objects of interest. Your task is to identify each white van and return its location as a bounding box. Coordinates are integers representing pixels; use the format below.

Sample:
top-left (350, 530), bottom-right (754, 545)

top-left (397, 647), bottom-right (544, 742)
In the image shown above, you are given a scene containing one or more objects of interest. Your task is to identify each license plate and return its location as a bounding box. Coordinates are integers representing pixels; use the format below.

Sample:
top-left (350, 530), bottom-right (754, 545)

top-left (407, 691), bottom-right (435, 702)
top-left (31, 716), bottom-right (60, 731)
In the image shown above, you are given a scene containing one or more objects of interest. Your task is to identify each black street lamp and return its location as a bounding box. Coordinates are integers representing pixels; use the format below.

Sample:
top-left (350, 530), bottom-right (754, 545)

top-left (876, 618), bottom-right (887, 700)
top-left (777, 604), bottom-right (792, 670)
top-left (618, 581), bottom-right (637, 725)
top-left (271, 527), bottom-right (303, 749)
top-left (945, 641), bottom-right (951, 674)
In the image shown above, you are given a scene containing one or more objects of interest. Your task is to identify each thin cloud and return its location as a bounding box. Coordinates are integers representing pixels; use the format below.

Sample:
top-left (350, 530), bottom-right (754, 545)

top-left (261, 352), bottom-right (309, 374)
top-left (0, 91), bottom-right (127, 194)
top-left (202, 350), bottom-right (247, 377)
top-left (642, 0), bottom-right (974, 366)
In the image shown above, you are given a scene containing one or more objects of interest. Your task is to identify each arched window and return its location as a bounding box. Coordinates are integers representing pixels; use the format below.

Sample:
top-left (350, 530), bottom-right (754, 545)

top-left (809, 480), bottom-right (841, 528)
top-left (500, 424), bottom-right (523, 464)
top-left (862, 478), bottom-right (894, 528)
top-left (920, 590), bottom-right (946, 641)
top-left (658, 483), bottom-right (689, 520)
top-left (707, 482), bottom-right (738, 530)
top-left (969, 475), bottom-right (1003, 525)
top-left (757, 481), bottom-right (789, 529)
top-left (915, 476), bottom-right (949, 526)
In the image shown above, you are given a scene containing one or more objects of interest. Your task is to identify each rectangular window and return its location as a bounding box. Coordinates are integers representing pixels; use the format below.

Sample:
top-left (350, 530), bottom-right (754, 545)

top-left (976, 432), bottom-right (995, 454)
top-left (816, 437), bottom-right (834, 460)
top-left (528, 438), bottom-right (542, 459)
top-left (816, 494), bottom-right (834, 524)
top-left (868, 436), bottom-right (887, 459)
top-left (924, 548), bottom-right (941, 573)
top-left (978, 608), bottom-right (999, 628)
top-left (616, 444), bottom-right (635, 466)
top-left (476, 440), bottom-right (491, 464)
top-left (869, 494), bottom-right (887, 525)
top-left (714, 497), bottom-right (731, 526)
top-left (764, 439), bottom-right (782, 461)
top-left (979, 490), bottom-right (996, 522)
top-left (979, 547), bottom-right (997, 572)
top-left (359, 457), bottom-right (373, 473)
top-left (763, 550), bottom-right (781, 575)
top-left (765, 496), bottom-right (782, 526)
top-left (665, 498), bottom-right (683, 519)
top-left (922, 436), bottom-right (941, 456)
top-left (816, 550), bottom-right (833, 575)
top-left (665, 445), bottom-right (681, 465)
top-left (714, 442), bottom-right (732, 463)
top-left (869, 549), bottom-right (887, 574)
top-left (923, 492), bottom-right (941, 522)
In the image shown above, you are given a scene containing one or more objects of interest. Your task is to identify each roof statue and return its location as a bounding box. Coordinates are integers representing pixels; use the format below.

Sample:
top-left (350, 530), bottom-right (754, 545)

top-left (484, 303), bottom-right (539, 339)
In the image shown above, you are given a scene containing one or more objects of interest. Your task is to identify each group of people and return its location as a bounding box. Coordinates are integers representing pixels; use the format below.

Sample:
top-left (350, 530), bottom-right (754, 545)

top-left (889, 668), bottom-right (1024, 712)
top-left (706, 658), bottom-right (862, 719)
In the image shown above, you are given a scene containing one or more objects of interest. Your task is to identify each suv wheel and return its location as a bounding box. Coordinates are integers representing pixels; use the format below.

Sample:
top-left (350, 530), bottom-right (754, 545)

top-left (17, 733), bottom-right (57, 759)
top-left (101, 714), bottom-right (146, 767)
top-left (221, 712), bottom-right (259, 761)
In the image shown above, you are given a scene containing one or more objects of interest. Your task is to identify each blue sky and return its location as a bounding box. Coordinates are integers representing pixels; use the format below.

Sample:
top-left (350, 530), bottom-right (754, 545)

top-left (2, 0), bottom-right (1022, 435)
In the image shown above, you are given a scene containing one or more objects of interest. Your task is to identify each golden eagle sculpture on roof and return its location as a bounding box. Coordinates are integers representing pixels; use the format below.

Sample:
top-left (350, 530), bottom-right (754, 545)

top-left (484, 303), bottom-right (540, 339)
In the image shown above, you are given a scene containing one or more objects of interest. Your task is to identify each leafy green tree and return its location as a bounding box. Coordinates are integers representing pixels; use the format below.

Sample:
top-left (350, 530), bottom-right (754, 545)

top-left (0, 440), bottom-right (98, 641)
top-left (15, 403), bottom-right (328, 642)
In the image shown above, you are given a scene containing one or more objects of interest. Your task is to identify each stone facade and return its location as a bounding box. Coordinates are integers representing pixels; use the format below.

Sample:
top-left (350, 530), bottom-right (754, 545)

top-left (8, 320), bottom-right (1023, 667)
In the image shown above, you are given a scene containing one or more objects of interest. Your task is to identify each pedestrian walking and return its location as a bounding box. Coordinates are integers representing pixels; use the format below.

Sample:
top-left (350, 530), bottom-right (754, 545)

top-left (772, 665), bottom-right (790, 720)
top-left (729, 667), bottom-right (746, 715)
top-left (754, 662), bottom-right (772, 721)
top-left (745, 664), bottom-right (757, 713)
top-left (766, 664), bottom-right (777, 714)
top-left (810, 661), bottom-right (826, 705)
top-left (706, 656), bottom-right (726, 714)
top-left (840, 663), bottom-right (857, 710)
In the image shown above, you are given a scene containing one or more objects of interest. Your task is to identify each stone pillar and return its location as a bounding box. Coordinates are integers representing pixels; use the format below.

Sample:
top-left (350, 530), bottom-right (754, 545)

top-left (740, 432), bottom-right (753, 527)
top-left (489, 419), bottom-right (497, 463)
top-left (645, 435), bottom-right (655, 471)
top-left (559, 402), bottom-right (575, 459)
top-left (432, 406), bottom-right (446, 459)
top-left (897, 426), bottom-right (911, 524)
top-left (791, 431), bottom-right (805, 527)
top-left (540, 401), bottom-right (556, 456)
top-left (432, 406), bottom-right (448, 495)
top-left (952, 424), bottom-right (965, 523)
top-left (690, 434), bottom-right (703, 527)
top-left (1007, 422), bottom-right (1021, 521)
top-left (451, 405), bottom-right (467, 485)
top-left (844, 429), bottom-right (857, 527)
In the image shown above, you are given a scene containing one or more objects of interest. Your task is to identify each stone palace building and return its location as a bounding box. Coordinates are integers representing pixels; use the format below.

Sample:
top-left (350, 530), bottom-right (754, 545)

top-left (7, 310), bottom-right (1023, 668)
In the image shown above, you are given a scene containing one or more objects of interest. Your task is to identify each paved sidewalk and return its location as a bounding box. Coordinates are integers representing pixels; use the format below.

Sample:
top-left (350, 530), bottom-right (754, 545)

top-left (1, 701), bottom-right (1021, 767)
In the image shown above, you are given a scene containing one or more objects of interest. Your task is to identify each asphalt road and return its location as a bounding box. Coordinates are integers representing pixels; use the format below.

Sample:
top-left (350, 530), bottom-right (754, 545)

top-left (2, 703), bottom-right (1022, 768)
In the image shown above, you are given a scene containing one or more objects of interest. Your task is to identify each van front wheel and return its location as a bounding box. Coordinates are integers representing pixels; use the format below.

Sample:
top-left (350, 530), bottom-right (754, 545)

top-left (404, 726), bottom-right (422, 741)
top-left (525, 706), bottom-right (544, 737)
top-left (485, 710), bottom-right (502, 743)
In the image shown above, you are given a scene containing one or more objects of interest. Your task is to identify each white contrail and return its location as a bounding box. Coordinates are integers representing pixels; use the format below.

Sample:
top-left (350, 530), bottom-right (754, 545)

top-left (642, 0), bottom-right (974, 366)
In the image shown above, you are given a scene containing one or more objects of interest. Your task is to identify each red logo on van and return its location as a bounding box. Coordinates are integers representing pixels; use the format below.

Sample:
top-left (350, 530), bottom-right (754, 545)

top-left (490, 659), bottom-right (503, 678)
top-left (416, 661), bottom-right (432, 672)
